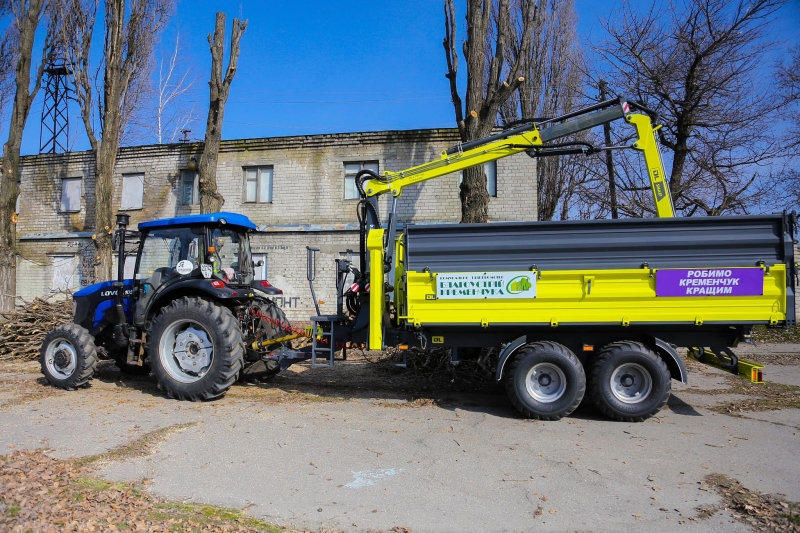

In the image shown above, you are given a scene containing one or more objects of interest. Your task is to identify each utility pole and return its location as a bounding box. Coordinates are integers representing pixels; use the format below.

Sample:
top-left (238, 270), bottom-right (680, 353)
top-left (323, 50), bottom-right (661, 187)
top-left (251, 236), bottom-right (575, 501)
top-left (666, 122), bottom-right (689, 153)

top-left (598, 80), bottom-right (619, 219)
top-left (39, 59), bottom-right (71, 154)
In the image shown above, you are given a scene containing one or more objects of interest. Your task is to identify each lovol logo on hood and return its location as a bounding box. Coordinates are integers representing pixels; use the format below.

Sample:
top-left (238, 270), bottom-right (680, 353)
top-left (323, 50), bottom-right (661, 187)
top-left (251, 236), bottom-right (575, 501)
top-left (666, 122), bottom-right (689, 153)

top-left (506, 275), bottom-right (532, 294)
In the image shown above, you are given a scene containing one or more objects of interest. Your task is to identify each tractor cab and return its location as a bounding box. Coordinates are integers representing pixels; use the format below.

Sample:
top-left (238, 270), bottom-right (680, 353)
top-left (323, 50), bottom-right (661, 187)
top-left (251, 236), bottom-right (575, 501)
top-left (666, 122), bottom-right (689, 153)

top-left (132, 212), bottom-right (262, 324)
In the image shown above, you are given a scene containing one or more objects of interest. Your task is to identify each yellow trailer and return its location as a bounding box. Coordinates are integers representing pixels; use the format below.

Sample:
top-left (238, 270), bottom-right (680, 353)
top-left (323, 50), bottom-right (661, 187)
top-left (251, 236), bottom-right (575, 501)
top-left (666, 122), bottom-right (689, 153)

top-left (299, 98), bottom-right (795, 422)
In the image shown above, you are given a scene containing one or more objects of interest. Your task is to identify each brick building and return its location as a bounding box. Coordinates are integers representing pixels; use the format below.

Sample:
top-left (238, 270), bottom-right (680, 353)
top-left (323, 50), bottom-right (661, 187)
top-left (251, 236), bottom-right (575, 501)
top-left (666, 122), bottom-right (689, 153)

top-left (16, 128), bottom-right (537, 321)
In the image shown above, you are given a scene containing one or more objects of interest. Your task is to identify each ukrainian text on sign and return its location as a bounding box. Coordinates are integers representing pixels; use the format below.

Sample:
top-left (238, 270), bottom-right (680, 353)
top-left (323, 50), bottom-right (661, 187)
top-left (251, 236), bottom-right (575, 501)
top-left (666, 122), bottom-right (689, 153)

top-left (656, 268), bottom-right (764, 297)
top-left (436, 272), bottom-right (536, 300)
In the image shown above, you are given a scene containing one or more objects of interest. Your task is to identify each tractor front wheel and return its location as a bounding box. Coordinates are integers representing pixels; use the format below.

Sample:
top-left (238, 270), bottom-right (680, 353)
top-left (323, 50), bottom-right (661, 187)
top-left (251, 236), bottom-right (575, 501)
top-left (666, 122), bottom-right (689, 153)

top-left (147, 297), bottom-right (243, 401)
top-left (40, 324), bottom-right (98, 390)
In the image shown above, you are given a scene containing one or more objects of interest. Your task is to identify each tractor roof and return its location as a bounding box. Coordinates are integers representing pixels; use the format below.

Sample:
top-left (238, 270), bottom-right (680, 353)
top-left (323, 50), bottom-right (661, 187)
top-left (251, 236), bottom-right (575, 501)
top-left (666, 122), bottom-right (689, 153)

top-left (138, 212), bottom-right (257, 231)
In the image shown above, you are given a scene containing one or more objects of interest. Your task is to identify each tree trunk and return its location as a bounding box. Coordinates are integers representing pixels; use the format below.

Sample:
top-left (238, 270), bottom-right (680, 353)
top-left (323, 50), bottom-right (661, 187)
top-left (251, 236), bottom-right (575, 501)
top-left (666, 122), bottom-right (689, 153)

top-left (460, 165), bottom-right (489, 223)
top-left (0, 149), bottom-right (20, 311)
top-left (0, 0), bottom-right (46, 310)
top-left (598, 80), bottom-right (618, 219)
top-left (669, 137), bottom-right (689, 201)
top-left (199, 12), bottom-right (247, 214)
top-left (444, 0), bottom-right (535, 224)
top-left (198, 75), bottom-right (224, 213)
top-left (93, 144), bottom-right (117, 282)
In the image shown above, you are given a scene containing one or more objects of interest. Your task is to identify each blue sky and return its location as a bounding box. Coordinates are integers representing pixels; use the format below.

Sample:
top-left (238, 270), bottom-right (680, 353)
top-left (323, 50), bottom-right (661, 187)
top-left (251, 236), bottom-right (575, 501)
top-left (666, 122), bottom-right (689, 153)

top-left (15, 0), bottom-right (800, 155)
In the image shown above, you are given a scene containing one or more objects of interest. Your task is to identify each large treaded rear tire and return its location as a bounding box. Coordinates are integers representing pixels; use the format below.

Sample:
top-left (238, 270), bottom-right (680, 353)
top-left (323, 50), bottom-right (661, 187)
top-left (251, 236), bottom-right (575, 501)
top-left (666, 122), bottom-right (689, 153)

top-left (146, 297), bottom-right (243, 401)
top-left (589, 341), bottom-right (671, 422)
top-left (39, 324), bottom-right (98, 390)
top-left (505, 341), bottom-right (586, 421)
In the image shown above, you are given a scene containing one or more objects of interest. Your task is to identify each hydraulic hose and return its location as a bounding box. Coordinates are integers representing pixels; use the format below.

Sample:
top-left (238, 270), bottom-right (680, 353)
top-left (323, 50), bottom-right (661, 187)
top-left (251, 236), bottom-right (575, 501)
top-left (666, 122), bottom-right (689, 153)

top-left (355, 169), bottom-right (382, 275)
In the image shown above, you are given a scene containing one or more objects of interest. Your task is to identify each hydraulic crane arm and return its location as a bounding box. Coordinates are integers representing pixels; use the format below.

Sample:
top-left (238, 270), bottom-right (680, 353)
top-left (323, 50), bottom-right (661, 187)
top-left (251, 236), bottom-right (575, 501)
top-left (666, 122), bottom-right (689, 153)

top-left (363, 97), bottom-right (675, 219)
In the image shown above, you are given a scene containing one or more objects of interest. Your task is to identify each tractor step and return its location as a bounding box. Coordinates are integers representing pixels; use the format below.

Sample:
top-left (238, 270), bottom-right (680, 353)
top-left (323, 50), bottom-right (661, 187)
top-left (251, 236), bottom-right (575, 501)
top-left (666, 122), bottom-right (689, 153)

top-left (310, 315), bottom-right (339, 367)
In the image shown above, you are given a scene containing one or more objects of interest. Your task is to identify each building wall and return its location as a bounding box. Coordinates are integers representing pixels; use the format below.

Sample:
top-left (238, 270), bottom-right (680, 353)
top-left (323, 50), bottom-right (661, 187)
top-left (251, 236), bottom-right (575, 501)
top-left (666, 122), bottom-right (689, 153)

top-left (16, 128), bottom-right (537, 322)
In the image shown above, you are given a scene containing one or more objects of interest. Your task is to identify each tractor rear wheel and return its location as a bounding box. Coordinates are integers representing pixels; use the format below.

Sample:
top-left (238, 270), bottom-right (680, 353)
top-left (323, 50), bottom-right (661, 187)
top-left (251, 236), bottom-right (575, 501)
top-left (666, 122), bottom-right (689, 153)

top-left (241, 298), bottom-right (291, 382)
top-left (147, 297), bottom-right (243, 401)
top-left (40, 324), bottom-right (98, 390)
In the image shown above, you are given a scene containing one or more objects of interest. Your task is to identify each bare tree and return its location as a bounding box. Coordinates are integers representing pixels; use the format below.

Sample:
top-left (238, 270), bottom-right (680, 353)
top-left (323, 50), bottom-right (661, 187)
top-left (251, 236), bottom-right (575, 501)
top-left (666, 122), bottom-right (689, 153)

top-left (0, 2), bottom-right (17, 127)
top-left (778, 46), bottom-right (799, 153)
top-left (198, 12), bottom-right (247, 214)
top-left (597, 0), bottom-right (786, 217)
top-left (776, 46), bottom-right (800, 208)
top-left (128, 30), bottom-right (197, 144)
top-left (499, 0), bottom-right (586, 221)
top-left (444, 0), bottom-right (535, 223)
top-left (0, 0), bottom-right (50, 311)
top-left (55, 0), bottom-right (172, 281)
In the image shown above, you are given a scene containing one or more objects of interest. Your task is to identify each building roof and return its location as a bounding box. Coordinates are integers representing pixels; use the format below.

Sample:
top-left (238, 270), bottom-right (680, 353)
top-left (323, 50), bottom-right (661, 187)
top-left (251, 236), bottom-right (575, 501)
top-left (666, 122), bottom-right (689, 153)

top-left (138, 212), bottom-right (257, 231)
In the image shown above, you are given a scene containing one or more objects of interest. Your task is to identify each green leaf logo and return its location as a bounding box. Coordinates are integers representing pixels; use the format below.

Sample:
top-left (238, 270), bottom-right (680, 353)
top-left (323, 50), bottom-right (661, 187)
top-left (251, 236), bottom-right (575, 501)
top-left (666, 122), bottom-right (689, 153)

top-left (507, 276), bottom-right (532, 294)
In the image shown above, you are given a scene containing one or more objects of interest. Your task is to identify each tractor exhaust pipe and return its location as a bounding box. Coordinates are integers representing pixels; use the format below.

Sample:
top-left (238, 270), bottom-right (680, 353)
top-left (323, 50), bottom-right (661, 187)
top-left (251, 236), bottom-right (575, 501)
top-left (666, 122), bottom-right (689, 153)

top-left (113, 213), bottom-right (130, 347)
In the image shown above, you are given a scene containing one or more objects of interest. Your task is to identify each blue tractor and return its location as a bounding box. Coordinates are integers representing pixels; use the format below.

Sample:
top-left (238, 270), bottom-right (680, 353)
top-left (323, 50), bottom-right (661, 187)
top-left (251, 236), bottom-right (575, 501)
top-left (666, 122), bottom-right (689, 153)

top-left (39, 212), bottom-right (293, 400)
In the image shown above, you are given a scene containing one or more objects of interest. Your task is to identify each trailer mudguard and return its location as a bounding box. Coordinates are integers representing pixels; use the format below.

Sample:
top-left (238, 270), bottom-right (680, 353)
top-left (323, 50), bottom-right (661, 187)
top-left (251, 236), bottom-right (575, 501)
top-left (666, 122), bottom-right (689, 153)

top-left (652, 337), bottom-right (688, 384)
top-left (495, 335), bottom-right (527, 382)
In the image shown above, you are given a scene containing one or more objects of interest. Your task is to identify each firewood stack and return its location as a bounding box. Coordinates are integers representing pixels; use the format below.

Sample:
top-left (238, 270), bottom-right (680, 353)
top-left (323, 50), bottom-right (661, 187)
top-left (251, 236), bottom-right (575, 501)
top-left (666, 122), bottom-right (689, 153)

top-left (0, 295), bottom-right (73, 359)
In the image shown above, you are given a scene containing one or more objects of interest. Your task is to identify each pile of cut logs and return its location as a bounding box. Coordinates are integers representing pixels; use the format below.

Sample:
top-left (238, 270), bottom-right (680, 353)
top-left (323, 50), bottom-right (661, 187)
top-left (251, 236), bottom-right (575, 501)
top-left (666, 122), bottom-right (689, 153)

top-left (0, 295), bottom-right (72, 359)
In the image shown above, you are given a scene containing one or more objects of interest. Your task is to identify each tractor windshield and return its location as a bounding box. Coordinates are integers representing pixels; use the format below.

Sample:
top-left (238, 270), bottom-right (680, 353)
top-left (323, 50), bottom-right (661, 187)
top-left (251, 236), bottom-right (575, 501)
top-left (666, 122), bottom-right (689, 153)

top-left (136, 226), bottom-right (205, 290)
top-left (208, 228), bottom-right (253, 285)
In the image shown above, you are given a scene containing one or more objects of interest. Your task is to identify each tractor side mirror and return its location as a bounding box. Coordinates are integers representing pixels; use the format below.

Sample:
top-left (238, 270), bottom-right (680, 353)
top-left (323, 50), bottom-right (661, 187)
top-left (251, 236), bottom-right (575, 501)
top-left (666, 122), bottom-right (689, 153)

top-left (111, 232), bottom-right (118, 249)
top-left (253, 260), bottom-right (264, 267)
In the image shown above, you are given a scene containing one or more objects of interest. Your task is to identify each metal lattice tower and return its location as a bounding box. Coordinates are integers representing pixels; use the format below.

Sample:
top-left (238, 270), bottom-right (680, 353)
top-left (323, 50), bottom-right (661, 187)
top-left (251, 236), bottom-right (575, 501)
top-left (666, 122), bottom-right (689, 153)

top-left (39, 61), bottom-right (71, 154)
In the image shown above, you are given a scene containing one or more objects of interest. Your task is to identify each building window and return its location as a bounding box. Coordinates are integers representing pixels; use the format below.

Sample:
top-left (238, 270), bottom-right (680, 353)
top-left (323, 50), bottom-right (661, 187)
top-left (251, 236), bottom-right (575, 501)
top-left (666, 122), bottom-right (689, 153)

top-left (60, 177), bottom-right (82, 212)
top-left (181, 170), bottom-right (199, 205)
top-left (244, 166), bottom-right (273, 203)
top-left (344, 161), bottom-right (378, 200)
top-left (485, 160), bottom-right (497, 197)
top-left (120, 173), bottom-right (144, 210)
top-left (252, 253), bottom-right (268, 280)
top-left (51, 255), bottom-right (76, 291)
top-left (458, 161), bottom-right (497, 197)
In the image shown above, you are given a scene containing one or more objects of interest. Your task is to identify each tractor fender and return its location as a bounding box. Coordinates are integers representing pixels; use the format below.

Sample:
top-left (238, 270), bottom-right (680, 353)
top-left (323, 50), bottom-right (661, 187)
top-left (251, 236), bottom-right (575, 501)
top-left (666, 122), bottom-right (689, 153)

top-left (651, 337), bottom-right (688, 384)
top-left (144, 279), bottom-right (244, 322)
top-left (495, 335), bottom-right (528, 382)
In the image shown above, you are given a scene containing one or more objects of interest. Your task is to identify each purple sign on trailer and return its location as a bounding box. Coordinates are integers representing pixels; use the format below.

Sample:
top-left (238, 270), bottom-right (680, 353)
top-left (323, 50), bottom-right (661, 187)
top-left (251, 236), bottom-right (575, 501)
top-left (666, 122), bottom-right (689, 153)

top-left (656, 268), bottom-right (764, 297)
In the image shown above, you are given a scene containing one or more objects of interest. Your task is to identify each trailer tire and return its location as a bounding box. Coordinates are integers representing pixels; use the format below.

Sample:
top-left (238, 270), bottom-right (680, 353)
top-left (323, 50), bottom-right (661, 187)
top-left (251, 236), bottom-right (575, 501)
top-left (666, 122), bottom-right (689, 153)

top-left (39, 324), bottom-right (98, 390)
top-left (589, 341), bottom-right (670, 422)
top-left (505, 342), bottom-right (585, 421)
top-left (147, 297), bottom-right (243, 401)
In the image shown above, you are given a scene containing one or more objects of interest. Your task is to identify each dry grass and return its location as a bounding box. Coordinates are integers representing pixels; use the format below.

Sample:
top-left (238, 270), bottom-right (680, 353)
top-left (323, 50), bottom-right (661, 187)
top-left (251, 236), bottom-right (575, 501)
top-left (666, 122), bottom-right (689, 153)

top-left (703, 473), bottom-right (800, 532)
top-left (0, 449), bottom-right (283, 532)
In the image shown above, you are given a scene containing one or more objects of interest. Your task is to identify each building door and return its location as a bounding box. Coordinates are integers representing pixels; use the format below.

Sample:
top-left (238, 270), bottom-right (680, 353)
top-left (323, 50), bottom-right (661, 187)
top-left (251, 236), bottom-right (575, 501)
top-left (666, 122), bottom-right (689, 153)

top-left (252, 253), bottom-right (267, 281)
top-left (51, 255), bottom-right (76, 292)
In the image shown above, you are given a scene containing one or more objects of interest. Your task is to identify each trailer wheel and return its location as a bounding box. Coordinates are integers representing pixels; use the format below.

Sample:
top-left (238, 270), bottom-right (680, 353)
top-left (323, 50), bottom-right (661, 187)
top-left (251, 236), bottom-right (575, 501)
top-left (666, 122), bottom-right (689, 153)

top-left (589, 341), bottom-right (670, 422)
top-left (39, 324), bottom-right (98, 390)
top-left (147, 297), bottom-right (243, 401)
top-left (505, 342), bottom-right (585, 421)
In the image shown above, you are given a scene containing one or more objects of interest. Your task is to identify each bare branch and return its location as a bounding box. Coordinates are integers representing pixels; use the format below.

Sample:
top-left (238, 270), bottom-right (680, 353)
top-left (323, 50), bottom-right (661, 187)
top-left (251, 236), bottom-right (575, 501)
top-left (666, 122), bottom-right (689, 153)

top-left (594, 0), bottom-right (787, 217)
top-left (53, 0), bottom-right (173, 280)
top-left (443, 0), bottom-right (537, 223)
top-left (198, 12), bottom-right (248, 213)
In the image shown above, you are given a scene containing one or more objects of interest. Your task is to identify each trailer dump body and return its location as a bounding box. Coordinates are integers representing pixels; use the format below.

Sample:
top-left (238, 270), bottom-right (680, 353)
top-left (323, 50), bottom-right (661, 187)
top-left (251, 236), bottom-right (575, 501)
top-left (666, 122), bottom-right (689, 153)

top-left (401, 214), bottom-right (794, 330)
